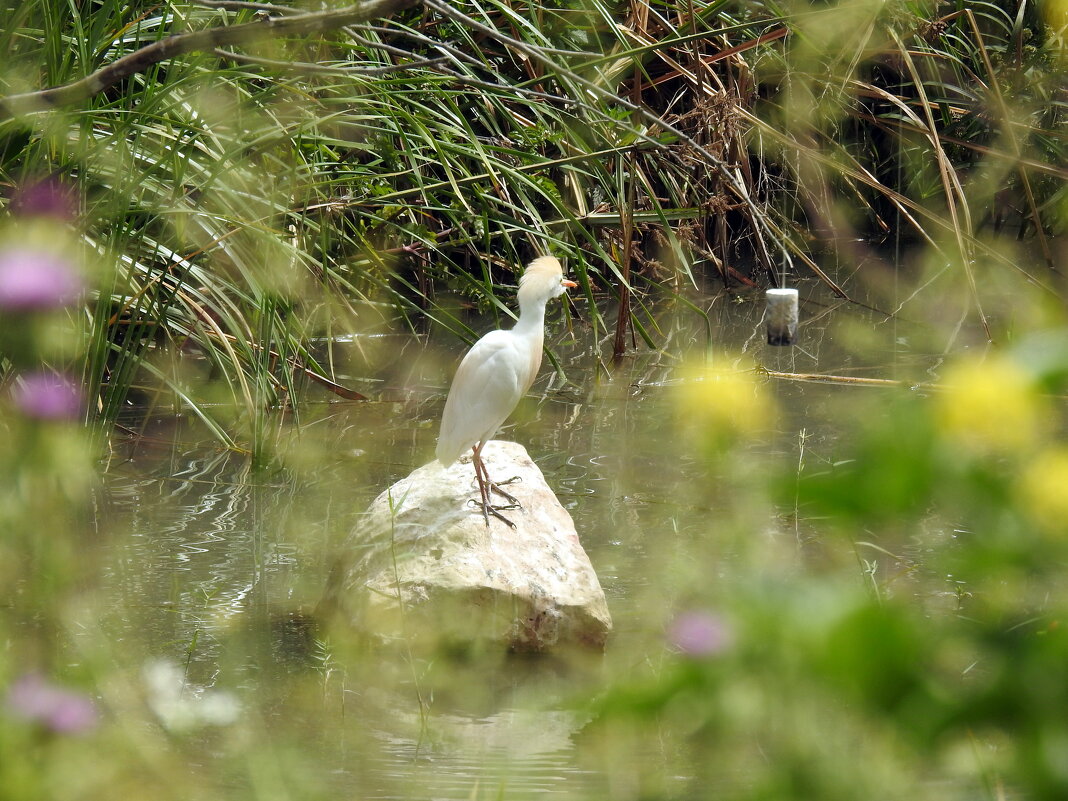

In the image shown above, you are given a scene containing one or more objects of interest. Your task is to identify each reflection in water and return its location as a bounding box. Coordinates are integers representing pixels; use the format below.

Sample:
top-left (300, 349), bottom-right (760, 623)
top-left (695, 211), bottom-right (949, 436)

top-left (92, 284), bottom-right (944, 798)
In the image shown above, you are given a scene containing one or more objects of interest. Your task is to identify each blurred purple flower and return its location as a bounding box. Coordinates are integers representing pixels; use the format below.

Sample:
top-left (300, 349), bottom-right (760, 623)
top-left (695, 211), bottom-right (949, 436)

top-left (12, 371), bottom-right (83, 420)
top-left (0, 248), bottom-right (83, 310)
top-left (7, 673), bottom-right (99, 735)
top-left (11, 177), bottom-right (78, 221)
top-left (667, 610), bottom-right (733, 658)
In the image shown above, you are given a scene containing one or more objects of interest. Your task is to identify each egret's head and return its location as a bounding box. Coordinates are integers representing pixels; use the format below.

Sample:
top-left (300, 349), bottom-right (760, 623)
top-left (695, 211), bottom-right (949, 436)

top-left (518, 256), bottom-right (577, 307)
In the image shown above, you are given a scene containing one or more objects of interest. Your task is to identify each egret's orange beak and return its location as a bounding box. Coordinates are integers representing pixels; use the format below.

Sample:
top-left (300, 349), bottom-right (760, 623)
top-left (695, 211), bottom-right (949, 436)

top-left (562, 280), bottom-right (578, 288)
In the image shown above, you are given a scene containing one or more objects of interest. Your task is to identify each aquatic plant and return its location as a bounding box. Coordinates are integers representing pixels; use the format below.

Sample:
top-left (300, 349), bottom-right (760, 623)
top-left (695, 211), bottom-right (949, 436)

top-left (0, 0), bottom-right (1061, 449)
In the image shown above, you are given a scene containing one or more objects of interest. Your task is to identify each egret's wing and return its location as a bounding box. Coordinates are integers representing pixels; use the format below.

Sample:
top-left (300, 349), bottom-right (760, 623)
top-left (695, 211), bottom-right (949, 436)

top-left (436, 332), bottom-right (527, 466)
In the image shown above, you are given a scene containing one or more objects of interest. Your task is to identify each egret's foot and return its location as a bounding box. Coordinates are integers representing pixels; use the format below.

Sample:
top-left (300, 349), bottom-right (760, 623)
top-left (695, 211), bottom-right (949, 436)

top-left (468, 499), bottom-right (518, 529)
top-left (488, 479), bottom-right (521, 507)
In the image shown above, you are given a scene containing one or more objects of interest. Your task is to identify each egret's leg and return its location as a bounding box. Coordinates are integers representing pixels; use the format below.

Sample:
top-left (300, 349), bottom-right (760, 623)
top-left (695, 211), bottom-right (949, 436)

top-left (471, 444), bottom-right (522, 506)
top-left (475, 447), bottom-right (521, 507)
top-left (471, 443), bottom-right (517, 529)
top-left (471, 446), bottom-right (492, 526)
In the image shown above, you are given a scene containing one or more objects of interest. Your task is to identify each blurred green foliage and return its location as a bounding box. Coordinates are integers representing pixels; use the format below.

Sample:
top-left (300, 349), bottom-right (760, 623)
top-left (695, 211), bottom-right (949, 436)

top-left (581, 344), bottom-right (1068, 800)
top-left (0, 0), bottom-right (1065, 798)
top-left (1, 0), bottom-right (1063, 452)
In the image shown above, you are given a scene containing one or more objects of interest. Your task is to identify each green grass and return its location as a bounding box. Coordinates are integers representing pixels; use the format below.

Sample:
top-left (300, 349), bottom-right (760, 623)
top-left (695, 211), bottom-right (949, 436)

top-left (0, 0), bottom-right (1062, 447)
top-left (0, 1), bottom-right (1066, 792)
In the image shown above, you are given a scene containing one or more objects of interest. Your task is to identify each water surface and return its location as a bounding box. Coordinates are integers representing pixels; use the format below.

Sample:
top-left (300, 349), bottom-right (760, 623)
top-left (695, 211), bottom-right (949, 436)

top-left (93, 283), bottom-right (948, 798)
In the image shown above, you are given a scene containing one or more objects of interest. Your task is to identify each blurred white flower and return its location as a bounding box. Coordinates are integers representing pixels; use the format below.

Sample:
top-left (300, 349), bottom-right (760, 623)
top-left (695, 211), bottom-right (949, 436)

top-left (142, 659), bottom-right (240, 732)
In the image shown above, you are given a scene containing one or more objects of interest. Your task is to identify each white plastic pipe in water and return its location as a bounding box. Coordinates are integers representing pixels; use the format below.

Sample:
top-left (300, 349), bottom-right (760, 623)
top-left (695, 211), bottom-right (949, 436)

top-left (765, 288), bottom-right (799, 346)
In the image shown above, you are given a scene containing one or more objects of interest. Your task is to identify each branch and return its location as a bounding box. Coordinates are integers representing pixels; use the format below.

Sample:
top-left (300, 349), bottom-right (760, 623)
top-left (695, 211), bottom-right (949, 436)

top-left (0, 0), bottom-right (419, 120)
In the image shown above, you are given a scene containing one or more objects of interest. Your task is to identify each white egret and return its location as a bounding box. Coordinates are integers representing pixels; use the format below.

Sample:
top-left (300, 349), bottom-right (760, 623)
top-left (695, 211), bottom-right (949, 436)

top-left (436, 256), bottom-right (577, 527)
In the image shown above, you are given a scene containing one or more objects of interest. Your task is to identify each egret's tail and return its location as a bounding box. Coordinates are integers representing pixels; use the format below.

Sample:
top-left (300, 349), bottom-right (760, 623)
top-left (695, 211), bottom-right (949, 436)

top-left (435, 439), bottom-right (460, 469)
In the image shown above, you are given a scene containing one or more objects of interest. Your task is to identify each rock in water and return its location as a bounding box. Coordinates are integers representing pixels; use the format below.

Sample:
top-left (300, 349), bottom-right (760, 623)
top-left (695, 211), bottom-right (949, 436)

top-left (333, 440), bottom-right (612, 652)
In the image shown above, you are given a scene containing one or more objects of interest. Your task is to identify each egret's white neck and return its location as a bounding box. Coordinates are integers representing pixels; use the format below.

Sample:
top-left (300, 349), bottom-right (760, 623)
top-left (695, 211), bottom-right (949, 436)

top-left (513, 297), bottom-right (549, 336)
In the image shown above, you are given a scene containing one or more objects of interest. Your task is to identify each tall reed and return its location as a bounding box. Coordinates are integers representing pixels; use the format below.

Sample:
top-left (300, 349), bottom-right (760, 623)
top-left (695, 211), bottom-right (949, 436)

top-left (0, 0), bottom-right (1062, 449)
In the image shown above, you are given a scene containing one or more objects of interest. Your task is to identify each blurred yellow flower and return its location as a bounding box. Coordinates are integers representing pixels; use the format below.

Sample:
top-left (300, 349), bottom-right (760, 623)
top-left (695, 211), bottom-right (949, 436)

top-left (675, 362), bottom-right (776, 447)
top-left (1017, 447), bottom-right (1068, 538)
top-left (1042, 0), bottom-right (1068, 63)
top-left (935, 356), bottom-right (1042, 455)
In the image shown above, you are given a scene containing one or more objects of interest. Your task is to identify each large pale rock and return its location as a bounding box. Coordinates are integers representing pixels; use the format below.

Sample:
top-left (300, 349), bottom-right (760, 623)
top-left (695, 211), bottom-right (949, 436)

top-left (336, 440), bottom-right (612, 651)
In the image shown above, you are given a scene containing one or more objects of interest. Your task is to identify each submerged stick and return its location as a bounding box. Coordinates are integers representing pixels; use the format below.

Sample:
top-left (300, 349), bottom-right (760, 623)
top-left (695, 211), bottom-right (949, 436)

top-left (762, 369), bottom-right (930, 389)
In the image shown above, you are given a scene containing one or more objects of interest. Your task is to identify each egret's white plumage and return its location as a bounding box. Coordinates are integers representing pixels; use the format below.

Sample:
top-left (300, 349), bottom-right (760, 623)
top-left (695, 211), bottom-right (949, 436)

top-left (436, 256), bottom-right (576, 526)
